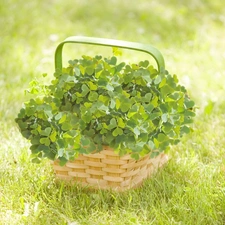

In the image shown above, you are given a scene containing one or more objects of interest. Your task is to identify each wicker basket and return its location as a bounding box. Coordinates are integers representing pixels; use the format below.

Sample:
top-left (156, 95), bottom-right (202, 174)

top-left (51, 146), bottom-right (168, 191)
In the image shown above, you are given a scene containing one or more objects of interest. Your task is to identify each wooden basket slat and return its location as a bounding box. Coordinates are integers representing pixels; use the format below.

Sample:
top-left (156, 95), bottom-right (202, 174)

top-left (103, 176), bottom-right (124, 183)
top-left (86, 178), bottom-right (108, 188)
top-left (120, 168), bottom-right (140, 178)
top-left (83, 160), bottom-right (106, 167)
top-left (120, 161), bottom-right (137, 169)
top-left (131, 158), bottom-right (149, 168)
top-left (74, 155), bottom-right (87, 160)
top-left (86, 178), bottom-right (108, 186)
top-left (52, 146), bottom-right (168, 191)
top-left (138, 166), bottom-right (148, 177)
top-left (158, 153), bottom-right (169, 166)
top-left (66, 162), bottom-right (89, 169)
top-left (85, 169), bottom-right (106, 176)
top-left (132, 173), bottom-right (147, 185)
top-left (101, 149), bottom-right (117, 156)
top-left (120, 154), bottom-right (133, 160)
top-left (68, 171), bottom-right (91, 178)
top-left (101, 158), bottom-right (128, 165)
top-left (83, 153), bottom-right (106, 159)
top-left (120, 178), bottom-right (132, 187)
top-left (102, 167), bottom-right (126, 174)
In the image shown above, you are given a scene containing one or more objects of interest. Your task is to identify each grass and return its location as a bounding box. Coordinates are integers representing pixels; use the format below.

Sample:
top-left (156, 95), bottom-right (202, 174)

top-left (1, 0), bottom-right (225, 224)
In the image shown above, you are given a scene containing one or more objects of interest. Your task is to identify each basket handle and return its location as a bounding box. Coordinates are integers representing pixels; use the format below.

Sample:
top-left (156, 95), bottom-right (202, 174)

top-left (54, 36), bottom-right (165, 73)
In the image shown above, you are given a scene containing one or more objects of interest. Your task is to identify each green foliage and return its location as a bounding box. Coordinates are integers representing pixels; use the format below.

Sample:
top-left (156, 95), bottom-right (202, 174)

top-left (15, 55), bottom-right (195, 164)
top-left (2, 0), bottom-right (225, 223)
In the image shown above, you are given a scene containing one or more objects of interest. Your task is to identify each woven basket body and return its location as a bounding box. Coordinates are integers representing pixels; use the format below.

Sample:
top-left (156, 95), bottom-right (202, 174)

top-left (52, 146), bottom-right (168, 191)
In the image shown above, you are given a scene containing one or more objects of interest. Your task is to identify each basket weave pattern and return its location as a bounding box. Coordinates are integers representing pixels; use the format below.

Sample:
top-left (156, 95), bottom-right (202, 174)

top-left (52, 146), bottom-right (168, 191)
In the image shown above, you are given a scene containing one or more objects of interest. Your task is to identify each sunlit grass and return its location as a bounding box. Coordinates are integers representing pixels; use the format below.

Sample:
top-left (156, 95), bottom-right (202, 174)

top-left (1, 0), bottom-right (225, 224)
top-left (1, 111), bottom-right (225, 224)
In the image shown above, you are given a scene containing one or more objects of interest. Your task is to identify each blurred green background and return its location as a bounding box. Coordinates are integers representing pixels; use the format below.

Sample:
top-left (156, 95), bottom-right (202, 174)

top-left (1, 0), bottom-right (225, 117)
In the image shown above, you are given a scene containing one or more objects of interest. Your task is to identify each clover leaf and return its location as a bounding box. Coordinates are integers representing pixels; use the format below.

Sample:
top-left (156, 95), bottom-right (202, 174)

top-left (15, 54), bottom-right (195, 164)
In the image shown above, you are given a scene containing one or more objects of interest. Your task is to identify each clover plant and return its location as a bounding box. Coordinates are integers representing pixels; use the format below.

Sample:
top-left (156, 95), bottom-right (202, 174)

top-left (15, 55), bottom-right (195, 165)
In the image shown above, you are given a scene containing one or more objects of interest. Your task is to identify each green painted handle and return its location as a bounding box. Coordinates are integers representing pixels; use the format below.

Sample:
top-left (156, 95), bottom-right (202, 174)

top-left (55, 36), bottom-right (165, 72)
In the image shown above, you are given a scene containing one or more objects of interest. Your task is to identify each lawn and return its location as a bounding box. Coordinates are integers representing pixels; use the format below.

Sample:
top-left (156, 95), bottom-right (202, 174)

top-left (1, 0), bottom-right (225, 224)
